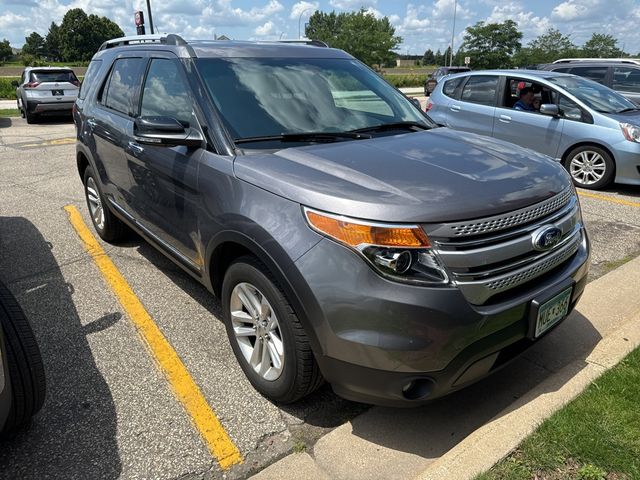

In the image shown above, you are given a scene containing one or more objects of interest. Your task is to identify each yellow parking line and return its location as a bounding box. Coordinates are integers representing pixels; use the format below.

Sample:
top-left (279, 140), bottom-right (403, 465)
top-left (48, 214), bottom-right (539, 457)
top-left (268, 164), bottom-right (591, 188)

top-left (19, 137), bottom-right (76, 148)
top-left (64, 205), bottom-right (242, 469)
top-left (578, 191), bottom-right (640, 208)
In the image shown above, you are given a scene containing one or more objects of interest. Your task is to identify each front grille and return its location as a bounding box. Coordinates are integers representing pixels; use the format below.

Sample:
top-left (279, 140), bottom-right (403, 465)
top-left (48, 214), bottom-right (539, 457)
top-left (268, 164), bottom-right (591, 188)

top-left (424, 187), bottom-right (583, 305)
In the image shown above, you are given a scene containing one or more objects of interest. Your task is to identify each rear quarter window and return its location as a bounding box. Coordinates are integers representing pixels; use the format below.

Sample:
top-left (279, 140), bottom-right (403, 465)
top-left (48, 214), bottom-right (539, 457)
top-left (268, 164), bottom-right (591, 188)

top-left (442, 77), bottom-right (464, 98)
top-left (78, 60), bottom-right (103, 100)
top-left (460, 76), bottom-right (498, 106)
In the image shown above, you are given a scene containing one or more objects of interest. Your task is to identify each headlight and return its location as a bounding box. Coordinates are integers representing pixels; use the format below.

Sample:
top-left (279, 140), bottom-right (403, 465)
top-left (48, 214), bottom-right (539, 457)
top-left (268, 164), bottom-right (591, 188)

top-left (304, 208), bottom-right (449, 285)
top-left (620, 123), bottom-right (640, 143)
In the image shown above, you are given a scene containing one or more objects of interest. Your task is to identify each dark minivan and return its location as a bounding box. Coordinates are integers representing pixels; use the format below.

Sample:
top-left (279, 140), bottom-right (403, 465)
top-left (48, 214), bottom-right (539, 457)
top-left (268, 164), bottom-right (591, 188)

top-left (74, 34), bottom-right (589, 406)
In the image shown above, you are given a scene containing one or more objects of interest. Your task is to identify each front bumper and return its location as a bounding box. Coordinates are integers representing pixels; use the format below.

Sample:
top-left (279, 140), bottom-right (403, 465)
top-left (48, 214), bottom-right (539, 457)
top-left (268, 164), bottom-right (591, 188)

top-left (294, 230), bottom-right (590, 406)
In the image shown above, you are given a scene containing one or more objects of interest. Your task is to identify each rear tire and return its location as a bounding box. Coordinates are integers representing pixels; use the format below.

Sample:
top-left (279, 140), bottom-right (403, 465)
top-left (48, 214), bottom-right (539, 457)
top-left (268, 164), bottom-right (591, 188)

top-left (25, 108), bottom-right (37, 124)
top-left (563, 145), bottom-right (614, 190)
top-left (0, 281), bottom-right (46, 438)
top-left (222, 256), bottom-right (323, 403)
top-left (83, 166), bottom-right (128, 242)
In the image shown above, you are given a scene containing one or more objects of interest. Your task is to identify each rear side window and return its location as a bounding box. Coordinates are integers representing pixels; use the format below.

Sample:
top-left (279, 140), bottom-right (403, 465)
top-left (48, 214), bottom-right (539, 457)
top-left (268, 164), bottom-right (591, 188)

top-left (550, 67), bottom-right (571, 73)
top-left (141, 59), bottom-right (194, 125)
top-left (613, 66), bottom-right (640, 93)
top-left (102, 58), bottom-right (146, 116)
top-left (78, 60), bottom-right (103, 100)
top-left (461, 76), bottom-right (498, 106)
top-left (442, 77), bottom-right (464, 98)
top-left (30, 70), bottom-right (78, 83)
top-left (570, 66), bottom-right (608, 84)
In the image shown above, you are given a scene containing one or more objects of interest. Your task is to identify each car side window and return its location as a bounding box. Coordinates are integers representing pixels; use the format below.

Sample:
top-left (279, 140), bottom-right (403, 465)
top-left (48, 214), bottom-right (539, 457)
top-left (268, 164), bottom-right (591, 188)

top-left (102, 58), bottom-right (146, 117)
top-left (78, 59), bottom-right (103, 101)
top-left (613, 67), bottom-right (640, 93)
top-left (570, 66), bottom-right (608, 84)
top-left (140, 59), bottom-right (194, 126)
top-left (442, 77), bottom-right (464, 98)
top-left (551, 67), bottom-right (571, 73)
top-left (460, 76), bottom-right (498, 106)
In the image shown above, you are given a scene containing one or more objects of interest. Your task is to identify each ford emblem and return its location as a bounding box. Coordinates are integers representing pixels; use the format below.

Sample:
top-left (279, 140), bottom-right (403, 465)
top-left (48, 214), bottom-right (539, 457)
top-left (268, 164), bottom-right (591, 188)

top-left (531, 225), bottom-right (562, 251)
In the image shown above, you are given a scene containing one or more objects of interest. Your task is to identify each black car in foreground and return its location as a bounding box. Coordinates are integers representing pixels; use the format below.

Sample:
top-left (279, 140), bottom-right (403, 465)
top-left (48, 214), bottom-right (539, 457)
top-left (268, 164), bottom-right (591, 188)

top-left (0, 281), bottom-right (46, 437)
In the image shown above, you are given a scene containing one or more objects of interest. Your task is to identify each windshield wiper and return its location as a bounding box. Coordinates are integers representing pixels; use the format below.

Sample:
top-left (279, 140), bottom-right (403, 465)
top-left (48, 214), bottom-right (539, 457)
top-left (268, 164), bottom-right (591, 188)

top-left (350, 121), bottom-right (430, 134)
top-left (234, 131), bottom-right (372, 145)
top-left (617, 107), bottom-right (640, 113)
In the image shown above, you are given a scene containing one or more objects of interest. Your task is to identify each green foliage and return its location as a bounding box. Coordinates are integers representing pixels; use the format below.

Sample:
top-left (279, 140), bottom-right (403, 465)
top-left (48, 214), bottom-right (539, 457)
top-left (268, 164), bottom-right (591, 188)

top-left (60, 8), bottom-right (124, 61)
top-left (514, 28), bottom-right (578, 66)
top-left (382, 74), bottom-right (427, 88)
top-left (578, 464), bottom-right (607, 480)
top-left (0, 78), bottom-right (19, 99)
top-left (0, 109), bottom-right (20, 117)
top-left (582, 33), bottom-right (622, 57)
top-left (434, 49), bottom-right (444, 66)
top-left (45, 22), bottom-right (62, 62)
top-left (422, 49), bottom-right (435, 65)
top-left (21, 54), bottom-right (46, 67)
top-left (0, 39), bottom-right (12, 64)
top-left (22, 32), bottom-right (45, 58)
top-left (462, 20), bottom-right (523, 69)
top-left (306, 9), bottom-right (402, 67)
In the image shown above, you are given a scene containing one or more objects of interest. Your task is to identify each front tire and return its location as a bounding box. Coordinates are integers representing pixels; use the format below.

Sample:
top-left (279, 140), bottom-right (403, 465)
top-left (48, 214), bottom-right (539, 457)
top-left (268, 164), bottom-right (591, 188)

top-left (564, 145), bottom-right (614, 190)
top-left (222, 256), bottom-right (322, 403)
top-left (0, 281), bottom-right (46, 438)
top-left (83, 166), bottom-right (128, 242)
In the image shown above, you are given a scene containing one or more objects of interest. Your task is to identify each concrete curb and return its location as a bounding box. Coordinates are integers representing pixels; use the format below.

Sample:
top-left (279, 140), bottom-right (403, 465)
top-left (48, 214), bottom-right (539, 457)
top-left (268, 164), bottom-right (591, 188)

top-left (251, 255), bottom-right (640, 480)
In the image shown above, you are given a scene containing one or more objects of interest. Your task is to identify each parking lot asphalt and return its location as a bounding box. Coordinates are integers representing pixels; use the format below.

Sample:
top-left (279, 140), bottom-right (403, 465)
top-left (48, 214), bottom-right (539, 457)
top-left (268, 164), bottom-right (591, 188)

top-left (0, 116), bottom-right (639, 479)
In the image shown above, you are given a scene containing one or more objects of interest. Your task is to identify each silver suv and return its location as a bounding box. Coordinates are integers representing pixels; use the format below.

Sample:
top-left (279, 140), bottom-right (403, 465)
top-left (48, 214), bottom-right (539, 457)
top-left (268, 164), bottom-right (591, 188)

top-left (74, 35), bottom-right (589, 406)
top-left (12, 67), bottom-right (80, 123)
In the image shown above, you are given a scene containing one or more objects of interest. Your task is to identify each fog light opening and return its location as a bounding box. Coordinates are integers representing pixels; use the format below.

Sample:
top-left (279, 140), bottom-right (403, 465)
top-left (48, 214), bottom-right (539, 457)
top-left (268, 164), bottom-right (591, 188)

top-left (401, 378), bottom-right (434, 400)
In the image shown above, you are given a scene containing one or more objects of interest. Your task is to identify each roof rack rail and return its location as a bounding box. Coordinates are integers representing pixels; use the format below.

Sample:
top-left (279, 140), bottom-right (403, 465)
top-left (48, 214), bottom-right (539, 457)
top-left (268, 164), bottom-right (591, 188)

top-left (98, 34), bottom-right (188, 51)
top-left (552, 57), bottom-right (640, 65)
top-left (276, 39), bottom-right (329, 48)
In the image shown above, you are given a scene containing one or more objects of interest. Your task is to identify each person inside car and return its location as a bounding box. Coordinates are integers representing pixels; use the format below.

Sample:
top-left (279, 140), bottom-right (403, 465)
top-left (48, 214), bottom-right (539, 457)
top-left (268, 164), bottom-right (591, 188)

top-left (514, 86), bottom-right (536, 111)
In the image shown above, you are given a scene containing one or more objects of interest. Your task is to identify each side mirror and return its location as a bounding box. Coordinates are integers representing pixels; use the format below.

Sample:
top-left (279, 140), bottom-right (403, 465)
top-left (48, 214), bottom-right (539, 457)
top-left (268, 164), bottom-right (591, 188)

top-left (410, 97), bottom-right (422, 110)
top-left (540, 104), bottom-right (559, 116)
top-left (11, 81), bottom-right (19, 88)
top-left (134, 116), bottom-right (203, 148)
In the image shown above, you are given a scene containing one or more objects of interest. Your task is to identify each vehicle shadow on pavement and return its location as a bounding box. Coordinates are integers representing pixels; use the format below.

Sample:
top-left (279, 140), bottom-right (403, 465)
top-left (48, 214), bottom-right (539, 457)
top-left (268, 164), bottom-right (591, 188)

top-left (347, 310), bottom-right (601, 460)
top-left (0, 216), bottom-right (121, 479)
top-left (0, 118), bottom-right (12, 129)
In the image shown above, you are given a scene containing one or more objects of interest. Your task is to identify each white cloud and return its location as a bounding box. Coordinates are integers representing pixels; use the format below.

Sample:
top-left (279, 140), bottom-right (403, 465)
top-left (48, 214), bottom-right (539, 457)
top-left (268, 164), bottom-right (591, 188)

top-left (255, 21), bottom-right (275, 36)
top-left (290, 1), bottom-right (319, 20)
top-left (329, 0), bottom-right (377, 9)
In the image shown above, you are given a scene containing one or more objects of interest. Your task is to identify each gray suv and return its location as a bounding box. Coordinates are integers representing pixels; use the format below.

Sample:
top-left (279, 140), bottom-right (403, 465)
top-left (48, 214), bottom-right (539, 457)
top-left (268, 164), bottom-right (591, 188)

top-left (74, 35), bottom-right (589, 406)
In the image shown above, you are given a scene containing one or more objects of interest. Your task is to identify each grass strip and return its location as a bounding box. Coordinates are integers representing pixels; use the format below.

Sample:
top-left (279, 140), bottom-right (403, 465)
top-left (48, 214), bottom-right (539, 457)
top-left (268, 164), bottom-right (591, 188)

top-left (0, 109), bottom-right (20, 117)
top-left (476, 347), bottom-right (640, 480)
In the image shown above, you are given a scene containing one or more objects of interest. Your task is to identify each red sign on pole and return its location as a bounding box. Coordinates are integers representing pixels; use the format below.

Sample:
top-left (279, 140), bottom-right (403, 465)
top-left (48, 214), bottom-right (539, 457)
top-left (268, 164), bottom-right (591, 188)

top-left (134, 11), bottom-right (145, 27)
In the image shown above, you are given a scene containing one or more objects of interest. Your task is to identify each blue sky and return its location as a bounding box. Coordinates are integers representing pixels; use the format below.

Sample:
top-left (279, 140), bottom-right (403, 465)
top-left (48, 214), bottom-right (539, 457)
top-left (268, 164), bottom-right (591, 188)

top-left (1, 0), bottom-right (639, 56)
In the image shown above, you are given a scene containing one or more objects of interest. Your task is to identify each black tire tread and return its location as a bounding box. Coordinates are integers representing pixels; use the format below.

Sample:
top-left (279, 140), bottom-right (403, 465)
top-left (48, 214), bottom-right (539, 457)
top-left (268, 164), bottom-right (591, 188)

top-left (228, 256), bottom-right (323, 403)
top-left (0, 281), bottom-right (46, 437)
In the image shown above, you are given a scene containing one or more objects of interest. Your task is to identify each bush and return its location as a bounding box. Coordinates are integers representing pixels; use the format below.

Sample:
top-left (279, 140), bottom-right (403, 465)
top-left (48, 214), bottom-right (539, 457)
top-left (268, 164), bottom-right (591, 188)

top-left (0, 78), bottom-right (18, 99)
top-left (382, 74), bottom-right (427, 88)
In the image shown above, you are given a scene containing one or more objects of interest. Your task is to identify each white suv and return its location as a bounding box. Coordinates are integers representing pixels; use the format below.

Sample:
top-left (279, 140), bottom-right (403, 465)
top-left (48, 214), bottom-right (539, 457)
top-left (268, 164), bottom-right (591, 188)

top-left (12, 67), bottom-right (80, 124)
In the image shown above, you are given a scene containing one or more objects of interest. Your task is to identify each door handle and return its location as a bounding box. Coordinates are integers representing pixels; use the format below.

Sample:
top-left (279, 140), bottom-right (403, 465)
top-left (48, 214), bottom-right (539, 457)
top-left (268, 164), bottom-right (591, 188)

top-left (127, 141), bottom-right (145, 155)
top-left (86, 119), bottom-right (96, 128)
top-left (450, 105), bottom-right (461, 112)
top-left (499, 115), bottom-right (512, 123)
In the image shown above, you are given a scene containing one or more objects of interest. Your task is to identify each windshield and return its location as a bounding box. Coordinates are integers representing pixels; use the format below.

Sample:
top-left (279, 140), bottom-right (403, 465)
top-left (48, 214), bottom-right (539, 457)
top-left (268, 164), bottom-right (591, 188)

top-left (547, 75), bottom-right (637, 113)
top-left (195, 57), bottom-right (432, 145)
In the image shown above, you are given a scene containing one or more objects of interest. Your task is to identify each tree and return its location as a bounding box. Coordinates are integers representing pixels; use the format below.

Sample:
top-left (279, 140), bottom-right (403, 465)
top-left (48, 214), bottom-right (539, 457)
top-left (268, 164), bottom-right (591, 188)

top-left (59, 8), bottom-right (124, 61)
top-left (517, 28), bottom-right (577, 65)
top-left (0, 39), bottom-right (12, 64)
top-left (582, 33), bottom-right (622, 57)
top-left (461, 20), bottom-right (522, 69)
top-left (306, 9), bottom-right (402, 67)
top-left (434, 49), bottom-right (443, 65)
top-left (422, 48), bottom-right (435, 65)
top-left (45, 22), bottom-right (62, 61)
top-left (443, 46), bottom-right (452, 65)
top-left (22, 32), bottom-right (46, 58)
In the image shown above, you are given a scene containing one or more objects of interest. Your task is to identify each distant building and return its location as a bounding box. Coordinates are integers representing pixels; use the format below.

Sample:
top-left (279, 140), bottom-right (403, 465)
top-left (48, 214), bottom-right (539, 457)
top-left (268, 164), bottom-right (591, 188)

top-left (396, 59), bottom-right (417, 67)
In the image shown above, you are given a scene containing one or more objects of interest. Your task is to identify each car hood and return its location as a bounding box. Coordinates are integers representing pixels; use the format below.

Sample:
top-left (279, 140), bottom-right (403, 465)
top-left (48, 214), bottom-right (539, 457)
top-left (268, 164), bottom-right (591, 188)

top-left (234, 128), bottom-right (572, 223)
top-left (602, 109), bottom-right (640, 124)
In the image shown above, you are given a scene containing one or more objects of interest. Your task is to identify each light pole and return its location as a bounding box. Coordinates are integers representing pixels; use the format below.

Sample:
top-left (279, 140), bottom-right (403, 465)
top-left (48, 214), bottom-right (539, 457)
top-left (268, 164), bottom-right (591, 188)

top-left (449, 0), bottom-right (457, 66)
top-left (298, 7), bottom-right (313, 39)
top-left (146, 0), bottom-right (154, 34)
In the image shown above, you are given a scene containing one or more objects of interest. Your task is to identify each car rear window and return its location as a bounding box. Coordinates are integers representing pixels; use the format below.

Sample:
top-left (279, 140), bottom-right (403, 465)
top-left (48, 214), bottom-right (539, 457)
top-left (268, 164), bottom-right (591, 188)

top-left (30, 70), bottom-right (79, 83)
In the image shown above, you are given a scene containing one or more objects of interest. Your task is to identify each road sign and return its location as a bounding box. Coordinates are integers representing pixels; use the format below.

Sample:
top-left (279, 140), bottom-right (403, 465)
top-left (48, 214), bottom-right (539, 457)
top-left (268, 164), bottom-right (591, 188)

top-left (464, 56), bottom-right (471, 66)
